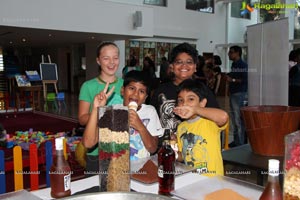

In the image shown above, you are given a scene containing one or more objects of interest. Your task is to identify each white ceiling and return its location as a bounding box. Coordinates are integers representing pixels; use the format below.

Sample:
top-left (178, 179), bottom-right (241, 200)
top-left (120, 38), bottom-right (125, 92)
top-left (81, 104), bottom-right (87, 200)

top-left (0, 25), bottom-right (140, 48)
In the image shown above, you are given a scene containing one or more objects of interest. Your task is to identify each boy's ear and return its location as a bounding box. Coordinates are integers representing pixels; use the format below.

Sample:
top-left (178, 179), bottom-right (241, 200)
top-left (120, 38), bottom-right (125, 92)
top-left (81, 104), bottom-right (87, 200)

top-left (169, 64), bottom-right (174, 72)
top-left (96, 57), bottom-right (100, 66)
top-left (199, 98), bottom-right (207, 107)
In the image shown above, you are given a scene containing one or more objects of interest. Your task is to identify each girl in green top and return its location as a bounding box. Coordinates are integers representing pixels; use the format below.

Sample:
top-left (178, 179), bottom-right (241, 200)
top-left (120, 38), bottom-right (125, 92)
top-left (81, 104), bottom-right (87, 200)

top-left (78, 42), bottom-right (123, 174)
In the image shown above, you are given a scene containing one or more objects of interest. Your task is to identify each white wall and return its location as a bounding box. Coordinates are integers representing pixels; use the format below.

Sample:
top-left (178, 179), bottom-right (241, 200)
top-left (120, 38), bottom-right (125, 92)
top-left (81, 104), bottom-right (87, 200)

top-left (0, 0), bottom-right (228, 53)
top-left (0, 0), bottom-right (154, 37)
top-left (248, 19), bottom-right (289, 106)
top-left (227, 3), bottom-right (258, 43)
top-left (153, 1), bottom-right (227, 53)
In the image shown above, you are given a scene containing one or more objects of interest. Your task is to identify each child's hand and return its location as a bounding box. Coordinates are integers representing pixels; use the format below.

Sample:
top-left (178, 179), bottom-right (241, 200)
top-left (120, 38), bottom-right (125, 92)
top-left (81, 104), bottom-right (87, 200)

top-left (173, 106), bottom-right (196, 119)
top-left (93, 82), bottom-right (115, 108)
top-left (170, 133), bottom-right (178, 159)
top-left (128, 109), bottom-right (143, 131)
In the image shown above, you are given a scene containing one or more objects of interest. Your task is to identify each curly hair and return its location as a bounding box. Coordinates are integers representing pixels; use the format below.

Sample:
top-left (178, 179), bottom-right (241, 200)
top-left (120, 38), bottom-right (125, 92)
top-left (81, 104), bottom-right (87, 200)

top-left (169, 42), bottom-right (198, 64)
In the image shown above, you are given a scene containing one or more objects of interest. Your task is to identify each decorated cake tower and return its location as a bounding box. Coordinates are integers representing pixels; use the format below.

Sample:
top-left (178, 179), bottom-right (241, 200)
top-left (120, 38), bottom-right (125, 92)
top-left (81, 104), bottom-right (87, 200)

top-left (98, 105), bottom-right (130, 191)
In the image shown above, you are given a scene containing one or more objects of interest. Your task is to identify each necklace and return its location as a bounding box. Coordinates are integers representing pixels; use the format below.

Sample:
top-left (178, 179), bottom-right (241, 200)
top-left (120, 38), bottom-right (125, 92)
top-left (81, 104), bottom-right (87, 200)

top-left (97, 76), bottom-right (118, 84)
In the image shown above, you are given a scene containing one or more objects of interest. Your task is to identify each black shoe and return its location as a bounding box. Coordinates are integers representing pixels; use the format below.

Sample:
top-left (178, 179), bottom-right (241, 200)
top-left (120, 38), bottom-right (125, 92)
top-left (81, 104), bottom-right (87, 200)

top-left (229, 142), bottom-right (237, 148)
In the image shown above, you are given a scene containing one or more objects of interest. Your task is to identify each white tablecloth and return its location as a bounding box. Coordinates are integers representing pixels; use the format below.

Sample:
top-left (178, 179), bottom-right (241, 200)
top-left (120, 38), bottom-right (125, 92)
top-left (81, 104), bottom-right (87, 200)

top-left (31, 173), bottom-right (263, 200)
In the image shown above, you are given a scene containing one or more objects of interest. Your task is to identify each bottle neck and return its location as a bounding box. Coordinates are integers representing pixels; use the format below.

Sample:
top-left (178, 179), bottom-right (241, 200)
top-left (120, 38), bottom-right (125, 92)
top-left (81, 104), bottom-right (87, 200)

top-left (55, 150), bottom-right (66, 163)
top-left (268, 173), bottom-right (279, 183)
top-left (163, 140), bottom-right (170, 146)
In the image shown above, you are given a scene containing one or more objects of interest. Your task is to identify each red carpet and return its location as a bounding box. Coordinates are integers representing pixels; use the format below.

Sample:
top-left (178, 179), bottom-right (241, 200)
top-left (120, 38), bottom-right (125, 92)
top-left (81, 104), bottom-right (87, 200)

top-left (0, 111), bottom-right (78, 134)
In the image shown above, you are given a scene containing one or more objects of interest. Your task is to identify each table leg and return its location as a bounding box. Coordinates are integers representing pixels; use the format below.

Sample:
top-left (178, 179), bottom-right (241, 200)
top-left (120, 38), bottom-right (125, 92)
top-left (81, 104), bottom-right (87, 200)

top-left (31, 91), bottom-right (35, 111)
top-left (54, 83), bottom-right (58, 94)
top-left (43, 83), bottom-right (47, 100)
top-left (37, 90), bottom-right (41, 110)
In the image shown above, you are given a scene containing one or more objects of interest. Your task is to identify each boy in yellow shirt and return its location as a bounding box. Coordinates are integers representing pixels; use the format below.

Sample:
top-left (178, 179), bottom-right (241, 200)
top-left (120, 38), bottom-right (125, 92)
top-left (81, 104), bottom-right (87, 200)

top-left (173, 79), bottom-right (229, 176)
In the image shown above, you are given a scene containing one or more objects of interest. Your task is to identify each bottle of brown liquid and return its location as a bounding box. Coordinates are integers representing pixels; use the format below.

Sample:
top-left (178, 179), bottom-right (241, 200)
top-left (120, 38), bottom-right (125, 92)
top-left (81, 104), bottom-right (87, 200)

top-left (158, 129), bottom-right (175, 196)
top-left (50, 137), bottom-right (71, 198)
top-left (259, 159), bottom-right (282, 200)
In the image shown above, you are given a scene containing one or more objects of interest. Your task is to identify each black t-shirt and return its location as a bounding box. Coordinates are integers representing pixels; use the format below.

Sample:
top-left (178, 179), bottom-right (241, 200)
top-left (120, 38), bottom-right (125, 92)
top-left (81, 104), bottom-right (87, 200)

top-left (150, 81), bottom-right (219, 131)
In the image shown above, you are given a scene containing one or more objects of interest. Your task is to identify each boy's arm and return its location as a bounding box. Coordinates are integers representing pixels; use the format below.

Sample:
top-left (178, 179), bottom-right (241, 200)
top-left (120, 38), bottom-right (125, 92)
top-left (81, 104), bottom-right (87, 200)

top-left (174, 106), bottom-right (228, 127)
top-left (82, 83), bottom-right (115, 148)
top-left (128, 110), bottom-right (158, 153)
top-left (177, 151), bottom-right (183, 162)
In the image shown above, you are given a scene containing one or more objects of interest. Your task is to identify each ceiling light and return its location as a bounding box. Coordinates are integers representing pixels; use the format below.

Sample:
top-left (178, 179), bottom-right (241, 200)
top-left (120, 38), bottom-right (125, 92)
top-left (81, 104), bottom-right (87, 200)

top-left (91, 36), bottom-right (95, 39)
top-left (22, 38), bottom-right (26, 42)
top-left (9, 41), bottom-right (13, 44)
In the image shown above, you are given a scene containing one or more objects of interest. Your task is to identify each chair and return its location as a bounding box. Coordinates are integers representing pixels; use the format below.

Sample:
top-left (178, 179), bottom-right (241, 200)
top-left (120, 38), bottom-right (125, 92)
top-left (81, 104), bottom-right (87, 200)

top-left (56, 92), bottom-right (66, 110)
top-left (44, 93), bottom-right (58, 111)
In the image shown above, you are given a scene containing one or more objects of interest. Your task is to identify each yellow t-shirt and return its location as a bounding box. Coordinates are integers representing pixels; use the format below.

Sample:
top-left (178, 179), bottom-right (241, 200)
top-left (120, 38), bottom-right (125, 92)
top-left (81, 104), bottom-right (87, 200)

top-left (177, 116), bottom-right (227, 177)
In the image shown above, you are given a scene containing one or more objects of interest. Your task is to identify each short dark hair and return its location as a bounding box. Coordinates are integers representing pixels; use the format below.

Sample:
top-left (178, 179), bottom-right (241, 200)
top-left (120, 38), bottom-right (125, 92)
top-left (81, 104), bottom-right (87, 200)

top-left (213, 55), bottom-right (222, 65)
top-left (96, 41), bottom-right (119, 57)
top-left (170, 43), bottom-right (198, 64)
top-left (129, 55), bottom-right (137, 66)
top-left (177, 79), bottom-right (210, 102)
top-left (229, 46), bottom-right (242, 57)
top-left (289, 50), bottom-right (298, 61)
top-left (123, 70), bottom-right (151, 95)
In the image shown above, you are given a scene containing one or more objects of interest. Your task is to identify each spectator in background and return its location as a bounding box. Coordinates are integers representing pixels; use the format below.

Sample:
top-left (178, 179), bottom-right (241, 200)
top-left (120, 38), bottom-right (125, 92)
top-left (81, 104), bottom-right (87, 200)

top-left (159, 56), bottom-right (170, 83)
top-left (289, 49), bottom-right (297, 70)
top-left (289, 49), bottom-right (300, 107)
top-left (203, 62), bottom-right (215, 92)
top-left (195, 55), bottom-right (206, 84)
top-left (226, 46), bottom-right (248, 147)
top-left (143, 56), bottom-right (159, 103)
top-left (213, 55), bottom-right (222, 72)
top-left (142, 56), bottom-right (156, 78)
top-left (122, 55), bottom-right (140, 78)
top-left (212, 55), bottom-right (222, 95)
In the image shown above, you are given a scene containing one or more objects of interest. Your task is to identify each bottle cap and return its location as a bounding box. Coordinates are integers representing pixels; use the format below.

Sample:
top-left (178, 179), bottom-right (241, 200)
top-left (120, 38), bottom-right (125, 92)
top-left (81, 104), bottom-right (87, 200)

top-left (268, 159), bottom-right (279, 176)
top-left (55, 137), bottom-right (63, 150)
top-left (128, 101), bottom-right (138, 111)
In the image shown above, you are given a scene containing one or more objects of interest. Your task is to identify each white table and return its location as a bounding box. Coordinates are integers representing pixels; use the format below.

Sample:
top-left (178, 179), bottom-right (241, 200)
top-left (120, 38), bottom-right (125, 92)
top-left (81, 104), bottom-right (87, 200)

top-left (30, 172), bottom-right (206, 199)
top-left (31, 172), bottom-right (263, 200)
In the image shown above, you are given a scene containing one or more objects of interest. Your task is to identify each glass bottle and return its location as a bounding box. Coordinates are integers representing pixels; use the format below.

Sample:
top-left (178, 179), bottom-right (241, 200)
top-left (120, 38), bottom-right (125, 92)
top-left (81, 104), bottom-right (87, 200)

top-left (158, 129), bottom-right (175, 196)
top-left (50, 137), bottom-right (71, 198)
top-left (259, 159), bottom-right (282, 200)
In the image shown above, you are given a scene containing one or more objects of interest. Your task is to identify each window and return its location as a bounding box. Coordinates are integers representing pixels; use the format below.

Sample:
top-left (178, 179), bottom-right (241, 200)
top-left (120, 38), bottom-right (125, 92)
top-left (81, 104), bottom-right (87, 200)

top-left (186, 0), bottom-right (214, 14)
top-left (144, 0), bottom-right (167, 6)
top-left (231, 0), bottom-right (251, 19)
